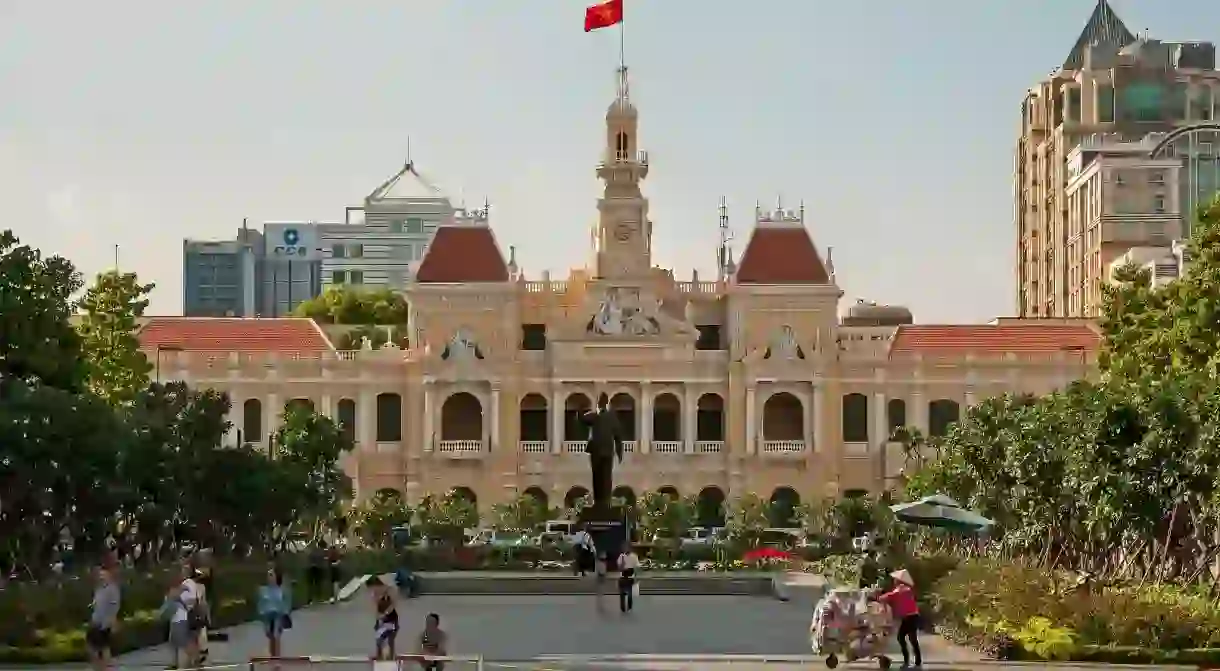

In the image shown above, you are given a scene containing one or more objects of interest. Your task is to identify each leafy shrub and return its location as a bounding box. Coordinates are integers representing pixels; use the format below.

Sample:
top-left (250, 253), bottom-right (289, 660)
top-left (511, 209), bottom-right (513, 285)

top-left (928, 559), bottom-right (1220, 657)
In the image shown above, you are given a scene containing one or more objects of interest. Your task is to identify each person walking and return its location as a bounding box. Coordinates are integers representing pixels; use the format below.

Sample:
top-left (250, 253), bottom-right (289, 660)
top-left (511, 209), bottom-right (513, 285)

top-left (86, 565), bottom-right (121, 671)
top-left (858, 551), bottom-right (881, 589)
top-left (368, 576), bottom-right (399, 660)
top-left (327, 543), bottom-right (344, 603)
top-left (162, 579), bottom-right (193, 670)
top-left (873, 568), bottom-right (922, 670)
top-left (572, 528), bottom-right (595, 576)
top-left (258, 565), bottom-right (292, 659)
top-left (616, 544), bottom-right (640, 613)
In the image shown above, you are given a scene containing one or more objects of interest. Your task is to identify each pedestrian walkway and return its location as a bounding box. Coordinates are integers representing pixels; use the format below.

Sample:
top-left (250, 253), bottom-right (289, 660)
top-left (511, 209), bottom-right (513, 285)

top-left (115, 591), bottom-right (987, 668)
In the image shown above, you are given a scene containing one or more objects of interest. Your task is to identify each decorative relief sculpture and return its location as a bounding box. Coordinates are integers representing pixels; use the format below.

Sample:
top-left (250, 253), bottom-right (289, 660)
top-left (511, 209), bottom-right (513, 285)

top-left (764, 325), bottom-right (805, 360)
top-left (441, 329), bottom-right (484, 361)
top-left (587, 287), bottom-right (662, 336)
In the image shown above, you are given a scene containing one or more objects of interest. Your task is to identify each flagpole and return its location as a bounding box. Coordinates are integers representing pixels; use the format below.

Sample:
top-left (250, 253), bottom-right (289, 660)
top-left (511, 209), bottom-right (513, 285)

top-left (618, 14), bottom-right (625, 69)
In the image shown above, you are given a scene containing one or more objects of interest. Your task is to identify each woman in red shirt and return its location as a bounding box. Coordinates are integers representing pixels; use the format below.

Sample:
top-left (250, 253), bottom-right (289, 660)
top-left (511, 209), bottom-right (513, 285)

top-left (874, 569), bottom-right (921, 669)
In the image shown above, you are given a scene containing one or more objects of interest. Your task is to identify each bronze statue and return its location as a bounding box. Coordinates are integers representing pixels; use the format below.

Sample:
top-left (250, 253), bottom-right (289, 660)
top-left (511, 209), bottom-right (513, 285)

top-left (581, 392), bottom-right (624, 510)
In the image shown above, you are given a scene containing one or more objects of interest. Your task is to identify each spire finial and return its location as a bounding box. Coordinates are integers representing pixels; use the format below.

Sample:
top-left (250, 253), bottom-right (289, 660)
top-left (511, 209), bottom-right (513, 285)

top-left (405, 137), bottom-right (412, 169)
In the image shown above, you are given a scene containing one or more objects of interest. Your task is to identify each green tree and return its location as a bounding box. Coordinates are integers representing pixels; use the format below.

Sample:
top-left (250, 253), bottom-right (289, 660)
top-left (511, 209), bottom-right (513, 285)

top-left (77, 270), bottom-right (154, 409)
top-left (490, 493), bottom-right (549, 531)
top-left (725, 493), bottom-right (770, 549)
top-left (274, 404), bottom-right (355, 527)
top-left (637, 492), bottom-right (695, 544)
top-left (415, 490), bottom-right (478, 544)
top-left (0, 230), bottom-right (84, 391)
top-left (293, 286), bottom-right (410, 325)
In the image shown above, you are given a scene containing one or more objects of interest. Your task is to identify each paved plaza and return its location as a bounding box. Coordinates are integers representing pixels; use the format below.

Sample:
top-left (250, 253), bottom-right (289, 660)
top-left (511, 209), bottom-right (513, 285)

top-left (103, 592), bottom-right (1185, 671)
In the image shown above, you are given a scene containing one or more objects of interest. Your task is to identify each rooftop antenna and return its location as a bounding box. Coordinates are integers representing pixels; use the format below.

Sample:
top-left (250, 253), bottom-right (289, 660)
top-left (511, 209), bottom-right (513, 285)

top-left (114, 244), bottom-right (120, 270)
top-left (717, 197), bottom-right (733, 281)
top-left (405, 137), bottom-right (413, 169)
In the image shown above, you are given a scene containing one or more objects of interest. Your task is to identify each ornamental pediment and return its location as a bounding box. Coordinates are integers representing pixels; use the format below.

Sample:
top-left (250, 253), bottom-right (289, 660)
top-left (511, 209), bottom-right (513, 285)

top-left (742, 325), bottom-right (815, 365)
top-left (582, 285), bottom-right (695, 340)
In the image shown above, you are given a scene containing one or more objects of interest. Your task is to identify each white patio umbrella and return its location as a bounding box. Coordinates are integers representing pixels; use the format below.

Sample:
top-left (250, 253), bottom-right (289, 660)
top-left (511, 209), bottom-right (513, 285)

top-left (890, 494), bottom-right (994, 531)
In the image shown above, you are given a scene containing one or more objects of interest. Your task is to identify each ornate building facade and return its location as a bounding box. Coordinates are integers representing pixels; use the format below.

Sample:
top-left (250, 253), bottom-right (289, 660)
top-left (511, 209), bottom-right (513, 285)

top-left (141, 69), bottom-right (1100, 514)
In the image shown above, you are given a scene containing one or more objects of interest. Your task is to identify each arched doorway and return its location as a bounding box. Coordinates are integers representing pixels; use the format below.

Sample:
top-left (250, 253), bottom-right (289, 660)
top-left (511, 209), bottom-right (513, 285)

top-left (440, 393), bottom-right (484, 448)
top-left (652, 393), bottom-right (681, 446)
top-left (658, 485), bottom-right (679, 499)
top-left (610, 393), bottom-right (637, 444)
top-left (768, 487), bottom-right (801, 527)
top-left (564, 393), bottom-right (592, 447)
top-left (522, 486), bottom-right (549, 511)
top-left (696, 394), bottom-right (725, 450)
top-left (886, 399), bottom-right (907, 440)
top-left (762, 392), bottom-right (805, 452)
top-left (696, 486), bottom-right (726, 527)
top-left (564, 485), bottom-right (590, 510)
top-left (928, 399), bottom-right (961, 437)
top-left (337, 398), bottom-right (357, 442)
top-left (612, 485), bottom-right (636, 508)
top-left (518, 393), bottom-right (548, 447)
top-left (450, 486), bottom-right (477, 503)
top-left (841, 393), bottom-right (869, 443)
top-left (376, 393), bottom-right (403, 442)
top-left (242, 398), bottom-right (263, 444)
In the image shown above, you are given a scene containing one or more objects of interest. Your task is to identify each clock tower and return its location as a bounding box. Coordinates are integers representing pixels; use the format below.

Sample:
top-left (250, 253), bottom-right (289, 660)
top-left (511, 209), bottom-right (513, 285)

top-left (593, 66), bottom-right (651, 279)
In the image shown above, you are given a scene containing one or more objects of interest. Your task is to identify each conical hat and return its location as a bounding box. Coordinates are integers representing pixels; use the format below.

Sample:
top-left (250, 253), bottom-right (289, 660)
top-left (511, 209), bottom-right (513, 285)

top-left (890, 569), bottom-right (914, 586)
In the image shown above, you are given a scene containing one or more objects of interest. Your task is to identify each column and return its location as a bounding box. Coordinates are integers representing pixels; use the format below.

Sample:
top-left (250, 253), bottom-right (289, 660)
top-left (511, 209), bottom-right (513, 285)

top-left (226, 391), bottom-right (244, 447)
top-left (422, 384), bottom-right (434, 452)
top-left (965, 389), bottom-right (977, 408)
top-left (639, 383), bottom-right (652, 454)
top-left (872, 392), bottom-right (886, 449)
top-left (320, 394), bottom-right (334, 419)
top-left (266, 392), bottom-right (280, 454)
top-left (745, 384), bottom-right (757, 455)
top-left (489, 384), bottom-right (501, 452)
top-left (682, 387), bottom-right (696, 453)
top-left (358, 389), bottom-right (375, 451)
top-left (550, 385), bottom-right (564, 454)
top-left (911, 390), bottom-right (927, 435)
top-left (811, 383), bottom-right (825, 452)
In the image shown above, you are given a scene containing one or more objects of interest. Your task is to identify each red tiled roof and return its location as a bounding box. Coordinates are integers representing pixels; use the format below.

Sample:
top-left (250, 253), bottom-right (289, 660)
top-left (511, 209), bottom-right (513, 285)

top-left (890, 324), bottom-right (1100, 354)
top-left (734, 226), bottom-right (830, 284)
top-left (415, 226), bottom-right (510, 283)
top-left (137, 318), bottom-right (334, 353)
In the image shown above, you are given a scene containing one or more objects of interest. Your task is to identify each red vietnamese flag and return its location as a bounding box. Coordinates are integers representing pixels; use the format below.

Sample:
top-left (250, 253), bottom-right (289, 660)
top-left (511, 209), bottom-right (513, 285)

top-left (584, 0), bottom-right (623, 32)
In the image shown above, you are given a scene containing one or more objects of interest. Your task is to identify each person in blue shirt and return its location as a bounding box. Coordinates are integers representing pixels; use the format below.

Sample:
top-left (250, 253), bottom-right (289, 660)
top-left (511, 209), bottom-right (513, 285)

top-left (257, 565), bottom-right (292, 658)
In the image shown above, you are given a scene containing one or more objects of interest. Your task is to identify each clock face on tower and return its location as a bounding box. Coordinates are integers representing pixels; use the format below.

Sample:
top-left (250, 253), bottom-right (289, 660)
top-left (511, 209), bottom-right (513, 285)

top-left (614, 222), bottom-right (636, 241)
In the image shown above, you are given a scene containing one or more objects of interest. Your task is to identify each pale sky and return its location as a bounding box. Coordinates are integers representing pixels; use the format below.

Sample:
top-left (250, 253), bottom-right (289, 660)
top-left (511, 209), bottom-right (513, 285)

top-left (1, 0), bottom-right (1214, 322)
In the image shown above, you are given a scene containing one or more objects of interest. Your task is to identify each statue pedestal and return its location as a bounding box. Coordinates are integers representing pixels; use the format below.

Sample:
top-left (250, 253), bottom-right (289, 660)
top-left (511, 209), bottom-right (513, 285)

top-left (578, 505), bottom-right (631, 559)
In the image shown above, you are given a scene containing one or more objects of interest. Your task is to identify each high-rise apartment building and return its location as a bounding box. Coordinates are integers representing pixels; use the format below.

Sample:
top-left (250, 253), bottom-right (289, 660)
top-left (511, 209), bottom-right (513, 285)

top-left (1016, 0), bottom-right (1220, 317)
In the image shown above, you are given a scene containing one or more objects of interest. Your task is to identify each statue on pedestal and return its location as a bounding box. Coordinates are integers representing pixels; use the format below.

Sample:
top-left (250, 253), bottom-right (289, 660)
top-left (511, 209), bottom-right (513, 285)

top-left (580, 392), bottom-right (624, 510)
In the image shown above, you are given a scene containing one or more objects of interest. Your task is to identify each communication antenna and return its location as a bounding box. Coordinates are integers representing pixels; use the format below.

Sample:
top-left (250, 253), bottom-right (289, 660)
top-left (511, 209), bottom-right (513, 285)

top-left (717, 197), bottom-right (733, 281)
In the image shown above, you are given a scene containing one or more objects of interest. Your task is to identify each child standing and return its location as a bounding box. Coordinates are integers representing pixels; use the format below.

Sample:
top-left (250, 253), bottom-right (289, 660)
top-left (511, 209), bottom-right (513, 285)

top-left (873, 569), bottom-right (921, 670)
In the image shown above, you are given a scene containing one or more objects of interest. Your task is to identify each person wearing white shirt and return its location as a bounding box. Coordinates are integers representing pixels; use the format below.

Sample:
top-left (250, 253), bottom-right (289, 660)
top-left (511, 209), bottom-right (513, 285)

top-left (175, 564), bottom-right (203, 668)
top-left (616, 546), bottom-right (640, 613)
top-left (572, 530), bottom-right (595, 576)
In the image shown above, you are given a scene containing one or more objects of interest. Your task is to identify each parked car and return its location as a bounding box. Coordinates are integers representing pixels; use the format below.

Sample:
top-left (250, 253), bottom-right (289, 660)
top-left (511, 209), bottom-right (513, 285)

top-left (471, 529), bottom-right (531, 548)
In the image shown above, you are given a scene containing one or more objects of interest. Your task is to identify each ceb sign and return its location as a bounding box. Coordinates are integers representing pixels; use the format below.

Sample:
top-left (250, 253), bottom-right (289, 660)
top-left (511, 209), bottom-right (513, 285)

top-left (273, 228), bottom-right (308, 256)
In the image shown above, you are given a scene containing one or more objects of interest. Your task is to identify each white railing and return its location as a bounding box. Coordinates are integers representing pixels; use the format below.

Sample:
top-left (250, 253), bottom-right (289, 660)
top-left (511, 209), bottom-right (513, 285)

top-left (518, 440), bottom-right (548, 453)
top-left (523, 280), bottom-right (570, 293)
top-left (436, 440), bottom-right (484, 456)
top-left (844, 441), bottom-right (870, 457)
top-left (621, 440), bottom-right (637, 453)
top-left (695, 440), bottom-right (724, 454)
top-left (563, 440), bottom-right (588, 454)
top-left (675, 280), bottom-right (721, 293)
top-left (762, 440), bottom-right (807, 454)
top-left (652, 440), bottom-right (681, 454)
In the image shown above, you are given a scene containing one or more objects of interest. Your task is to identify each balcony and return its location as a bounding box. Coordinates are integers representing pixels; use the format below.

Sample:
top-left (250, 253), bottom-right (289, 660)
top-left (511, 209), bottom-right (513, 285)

top-left (519, 441), bottom-right (548, 454)
top-left (694, 441), bottom-right (724, 454)
top-left (761, 440), bottom-right (808, 457)
top-left (563, 440), bottom-right (587, 454)
top-left (436, 440), bottom-right (485, 459)
top-left (652, 441), bottom-right (681, 454)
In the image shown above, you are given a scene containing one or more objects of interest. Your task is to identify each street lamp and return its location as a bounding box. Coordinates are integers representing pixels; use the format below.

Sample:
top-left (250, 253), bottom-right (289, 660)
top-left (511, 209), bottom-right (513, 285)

top-left (155, 344), bottom-right (183, 384)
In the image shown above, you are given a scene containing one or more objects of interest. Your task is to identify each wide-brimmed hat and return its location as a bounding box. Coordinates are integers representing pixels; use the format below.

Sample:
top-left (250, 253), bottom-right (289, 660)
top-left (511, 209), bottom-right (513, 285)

top-left (890, 569), bottom-right (914, 586)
